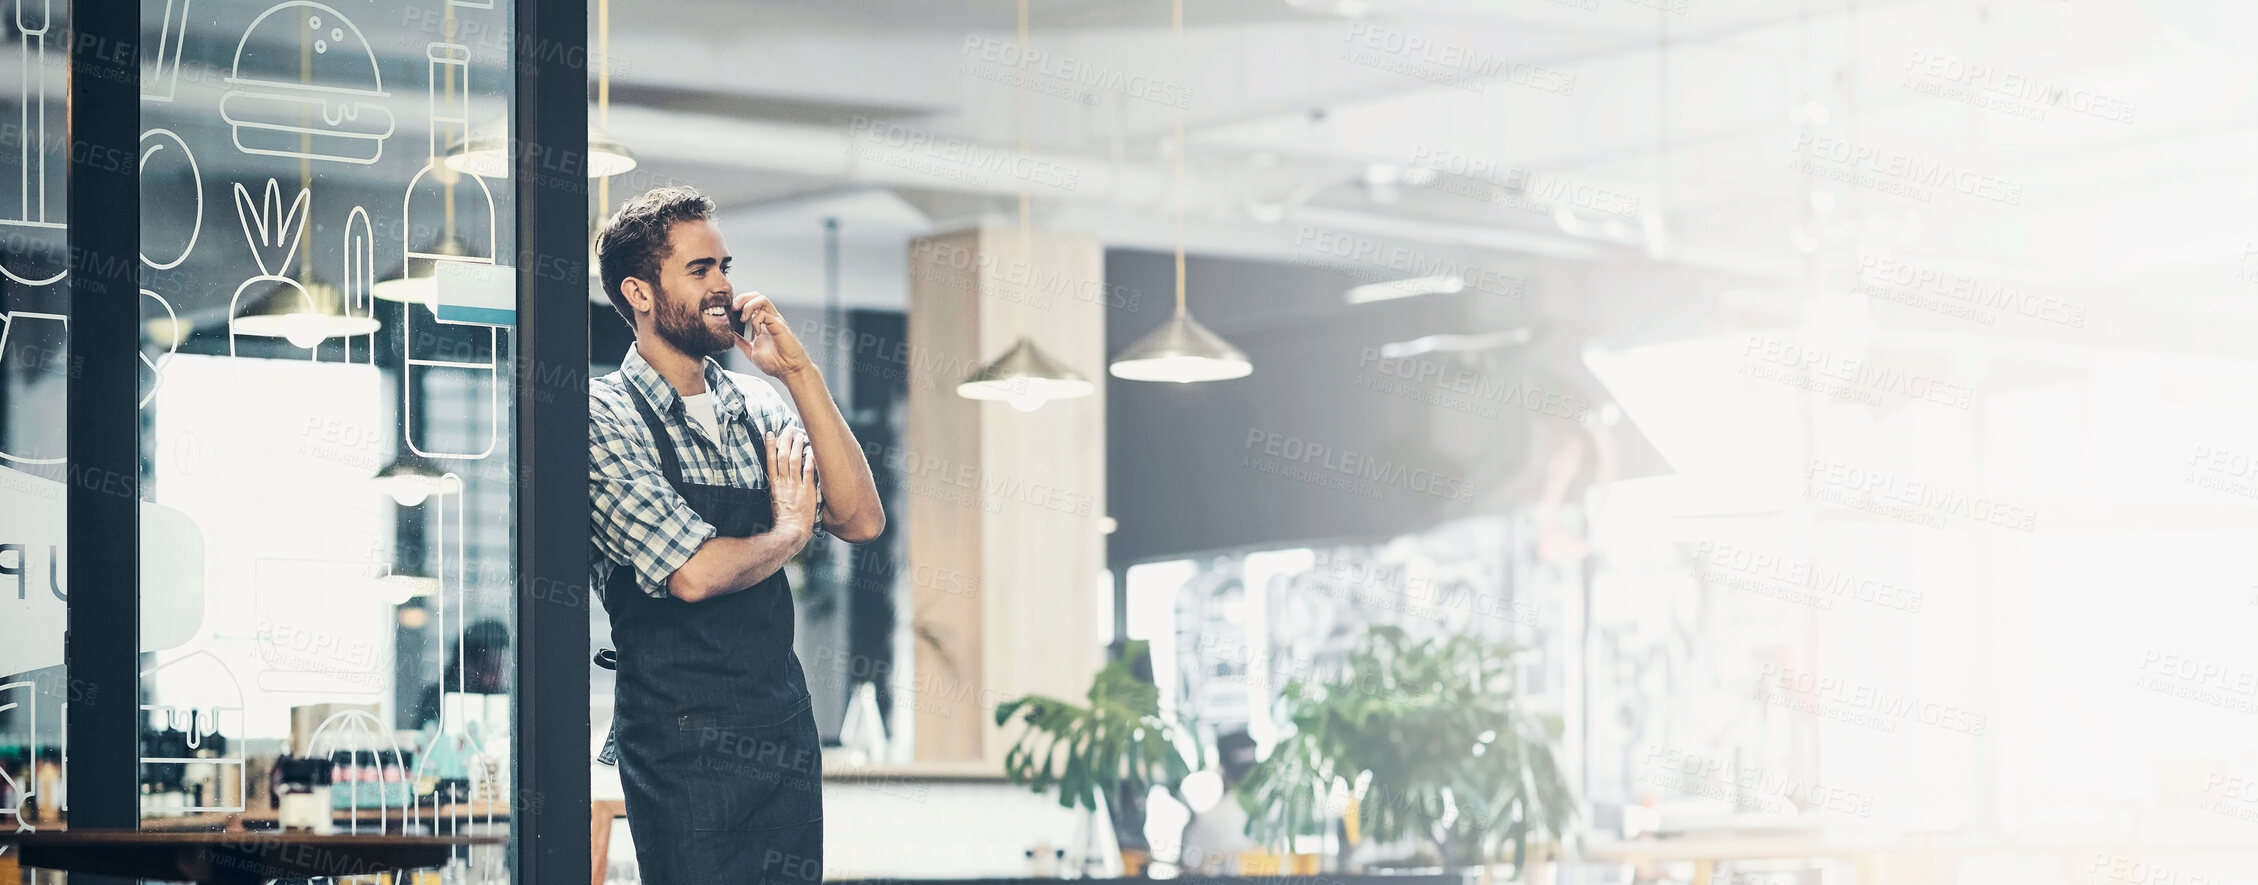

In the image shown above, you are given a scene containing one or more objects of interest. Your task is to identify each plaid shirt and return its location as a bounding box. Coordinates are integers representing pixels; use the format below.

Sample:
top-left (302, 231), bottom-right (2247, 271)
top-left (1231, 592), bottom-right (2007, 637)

top-left (589, 345), bottom-right (821, 599)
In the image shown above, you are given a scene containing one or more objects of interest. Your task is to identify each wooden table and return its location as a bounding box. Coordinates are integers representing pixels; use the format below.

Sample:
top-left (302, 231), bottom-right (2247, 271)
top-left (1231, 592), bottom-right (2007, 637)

top-left (1, 830), bottom-right (500, 884)
top-left (592, 798), bottom-right (628, 885)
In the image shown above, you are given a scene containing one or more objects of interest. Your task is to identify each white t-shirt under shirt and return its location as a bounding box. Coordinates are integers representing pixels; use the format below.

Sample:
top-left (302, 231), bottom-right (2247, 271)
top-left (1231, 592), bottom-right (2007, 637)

top-left (680, 390), bottom-right (721, 442)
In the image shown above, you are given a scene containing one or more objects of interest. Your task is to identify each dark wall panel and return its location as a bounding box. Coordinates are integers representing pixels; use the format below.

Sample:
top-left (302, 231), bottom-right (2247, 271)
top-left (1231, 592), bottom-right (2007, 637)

top-left (1104, 250), bottom-right (1572, 565)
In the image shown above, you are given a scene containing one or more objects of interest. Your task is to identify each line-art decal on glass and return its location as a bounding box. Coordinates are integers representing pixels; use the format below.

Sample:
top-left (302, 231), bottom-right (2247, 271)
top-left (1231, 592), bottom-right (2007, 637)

top-left (380, 43), bottom-right (495, 313)
top-left (138, 652), bottom-right (248, 813)
top-left (0, 299), bottom-right (176, 435)
top-left (228, 179), bottom-right (317, 356)
top-left (1, 0), bottom-right (67, 286)
top-left (304, 708), bottom-right (412, 834)
top-left (402, 321), bottom-right (500, 461)
top-left (0, 310), bottom-right (67, 464)
top-left (408, 473), bottom-right (502, 854)
top-left (140, 289), bottom-right (180, 408)
top-left (142, 0), bottom-right (192, 103)
top-left (398, 42), bottom-right (504, 461)
top-left (0, 473), bottom-right (209, 674)
top-left (0, 679), bottom-right (38, 853)
top-left (341, 205), bottom-right (378, 364)
top-left (407, 42), bottom-right (508, 327)
top-left (139, 129), bottom-right (203, 270)
top-left (219, 1), bottom-right (395, 165)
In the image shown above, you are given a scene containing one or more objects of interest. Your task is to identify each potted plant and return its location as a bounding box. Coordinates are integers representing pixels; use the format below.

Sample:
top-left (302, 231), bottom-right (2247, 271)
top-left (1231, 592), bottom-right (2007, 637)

top-left (995, 640), bottom-right (1201, 874)
top-left (1238, 626), bottom-right (1573, 877)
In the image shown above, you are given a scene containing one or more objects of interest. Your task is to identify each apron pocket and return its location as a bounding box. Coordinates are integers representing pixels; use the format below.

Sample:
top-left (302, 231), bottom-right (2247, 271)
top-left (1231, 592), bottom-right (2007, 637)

top-left (675, 699), bottom-right (825, 833)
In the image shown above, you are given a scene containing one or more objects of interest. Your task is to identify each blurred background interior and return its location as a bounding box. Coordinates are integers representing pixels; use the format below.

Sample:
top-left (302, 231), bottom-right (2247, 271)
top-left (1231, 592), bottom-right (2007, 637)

top-left (6, 0), bottom-right (2258, 882)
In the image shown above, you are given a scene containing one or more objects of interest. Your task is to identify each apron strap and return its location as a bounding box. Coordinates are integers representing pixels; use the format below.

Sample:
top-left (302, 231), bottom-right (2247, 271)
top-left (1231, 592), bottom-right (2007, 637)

top-left (622, 375), bottom-right (773, 488)
top-left (624, 382), bottom-right (688, 488)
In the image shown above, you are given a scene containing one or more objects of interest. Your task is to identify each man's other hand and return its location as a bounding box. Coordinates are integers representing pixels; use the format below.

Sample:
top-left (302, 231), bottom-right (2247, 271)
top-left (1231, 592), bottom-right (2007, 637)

top-left (767, 427), bottom-right (819, 540)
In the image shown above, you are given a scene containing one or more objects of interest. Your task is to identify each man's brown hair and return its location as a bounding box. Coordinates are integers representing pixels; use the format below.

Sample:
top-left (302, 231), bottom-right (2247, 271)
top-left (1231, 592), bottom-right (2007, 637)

top-left (594, 185), bottom-right (717, 327)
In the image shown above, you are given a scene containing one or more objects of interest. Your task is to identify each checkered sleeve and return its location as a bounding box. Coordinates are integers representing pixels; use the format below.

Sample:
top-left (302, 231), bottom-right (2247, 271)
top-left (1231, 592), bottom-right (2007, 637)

top-left (590, 391), bottom-right (719, 598)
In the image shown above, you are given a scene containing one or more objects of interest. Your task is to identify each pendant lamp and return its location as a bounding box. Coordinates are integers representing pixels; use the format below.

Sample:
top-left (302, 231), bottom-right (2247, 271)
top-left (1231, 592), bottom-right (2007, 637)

top-left (959, 336), bottom-right (1097, 412)
top-left (956, 0), bottom-right (1095, 412)
top-left (373, 454), bottom-right (464, 507)
top-left (232, 278), bottom-right (380, 349)
top-left (444, 117), bottom-right (638, 179)
top-left (371, 236), bottom-right (475, 310)
top-left (1109, 0), bottom-right (1250, 383)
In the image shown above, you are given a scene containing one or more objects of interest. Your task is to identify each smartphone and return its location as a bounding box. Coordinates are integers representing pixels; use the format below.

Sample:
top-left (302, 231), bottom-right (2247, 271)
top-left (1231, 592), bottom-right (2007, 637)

top-left (730, 306), bottom-right (748, 339)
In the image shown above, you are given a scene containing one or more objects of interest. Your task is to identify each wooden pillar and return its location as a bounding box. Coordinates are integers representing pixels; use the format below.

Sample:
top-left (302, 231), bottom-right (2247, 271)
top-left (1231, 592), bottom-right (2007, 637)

top-left (905, 226), bottom-right (1107, 766)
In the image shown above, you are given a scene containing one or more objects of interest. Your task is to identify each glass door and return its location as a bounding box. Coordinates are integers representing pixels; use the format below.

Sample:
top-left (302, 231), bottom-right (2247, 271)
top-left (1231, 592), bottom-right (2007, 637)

top-left (0, 0), bottom-right (75, 855)
top-left (131, 0), bottom-right (523, 878)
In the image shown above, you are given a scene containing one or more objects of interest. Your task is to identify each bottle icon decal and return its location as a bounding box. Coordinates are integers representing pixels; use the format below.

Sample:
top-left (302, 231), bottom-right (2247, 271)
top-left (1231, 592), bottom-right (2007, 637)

top-left (399, 42), bottom-right (505, 461)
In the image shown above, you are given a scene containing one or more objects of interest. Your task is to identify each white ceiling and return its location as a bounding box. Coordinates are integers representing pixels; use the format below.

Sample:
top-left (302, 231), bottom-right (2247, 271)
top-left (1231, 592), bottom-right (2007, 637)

top-left (602, 0), bottom-right (2258, 354)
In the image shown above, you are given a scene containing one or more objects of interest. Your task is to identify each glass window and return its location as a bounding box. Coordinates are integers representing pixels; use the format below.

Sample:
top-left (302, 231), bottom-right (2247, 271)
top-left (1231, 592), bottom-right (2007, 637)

top-left (0, 0), bottom-right (74, 846)
top-left (130, 0), bottom-right (520, 878)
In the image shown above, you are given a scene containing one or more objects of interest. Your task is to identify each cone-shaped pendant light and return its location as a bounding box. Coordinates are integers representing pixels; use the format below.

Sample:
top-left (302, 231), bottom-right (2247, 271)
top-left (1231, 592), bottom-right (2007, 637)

top-left (446, 0), bottom-right (635, 181)
top-left (446, 117), bottom-right (638, 179)
top-left (373, 454), bottom-right (464, 507)
top-left (372, 235), bottom-right (473, 310)
top-left (1108, 0), bottom-right (1251, 384)
top-left (233, 278), bottom-right (381, 349)
top-left (958, 336), bottom-right (1096, 412)
top-left (1108, 311), bottom-right (1250, 382)
top-left (957, 0), bottom-right (1095, 412)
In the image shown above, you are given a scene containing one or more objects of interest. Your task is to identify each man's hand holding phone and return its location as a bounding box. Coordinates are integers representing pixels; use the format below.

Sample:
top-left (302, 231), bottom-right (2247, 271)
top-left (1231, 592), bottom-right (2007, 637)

top-left (728, 289), bottom-right (884, 547)
top-left (732, 292), bottom-right (812, 379)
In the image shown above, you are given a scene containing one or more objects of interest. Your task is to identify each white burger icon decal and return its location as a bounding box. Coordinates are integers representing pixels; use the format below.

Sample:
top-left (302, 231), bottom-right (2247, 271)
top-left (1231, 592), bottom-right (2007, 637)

top-left (220, 1), bottom-right (394, 165)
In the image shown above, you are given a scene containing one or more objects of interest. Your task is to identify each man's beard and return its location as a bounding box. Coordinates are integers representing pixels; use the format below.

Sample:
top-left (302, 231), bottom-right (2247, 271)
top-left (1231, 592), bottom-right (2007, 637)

top-left (651, 282), bottom-right (735, 355)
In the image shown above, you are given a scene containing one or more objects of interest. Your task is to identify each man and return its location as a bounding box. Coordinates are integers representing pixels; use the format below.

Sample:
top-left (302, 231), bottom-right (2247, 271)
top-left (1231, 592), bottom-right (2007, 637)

top-left (589, 185), bottom-right (883, 885)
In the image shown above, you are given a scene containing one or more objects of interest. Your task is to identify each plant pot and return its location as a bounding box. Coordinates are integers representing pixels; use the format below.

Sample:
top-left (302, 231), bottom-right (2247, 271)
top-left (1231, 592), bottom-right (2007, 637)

top-left (1118, 848), bottom-right (1151, 877)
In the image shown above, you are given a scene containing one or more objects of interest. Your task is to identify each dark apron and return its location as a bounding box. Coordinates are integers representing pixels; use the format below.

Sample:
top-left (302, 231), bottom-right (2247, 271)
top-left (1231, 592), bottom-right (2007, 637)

top-left (601, 383), bottom-right (823, 885)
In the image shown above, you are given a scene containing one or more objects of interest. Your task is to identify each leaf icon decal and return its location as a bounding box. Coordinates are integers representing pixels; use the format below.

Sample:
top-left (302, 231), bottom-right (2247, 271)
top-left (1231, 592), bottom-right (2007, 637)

top-left (233, 179), bottom-right (310, 278)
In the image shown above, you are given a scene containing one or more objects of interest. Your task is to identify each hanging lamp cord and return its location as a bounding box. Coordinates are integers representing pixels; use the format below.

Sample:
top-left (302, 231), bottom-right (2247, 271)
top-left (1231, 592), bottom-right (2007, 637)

top-left (1018, 0), bottom-right (1032, 265)
top-left (598, 0), bottom-right (612, 214)
top-left (1172, 0), bottom-right (1188, 316)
